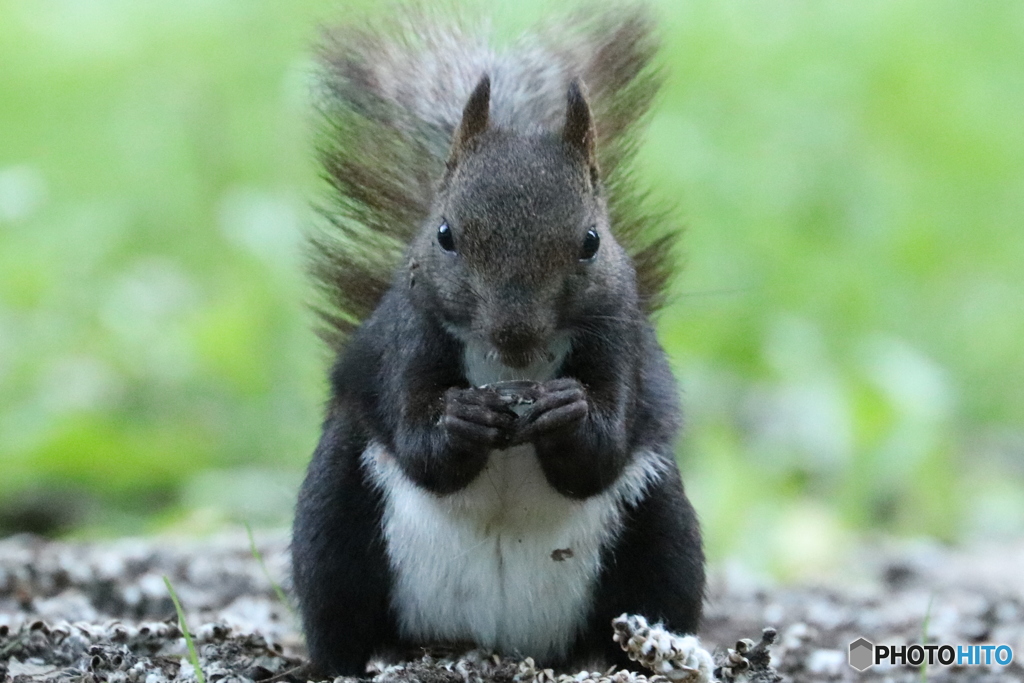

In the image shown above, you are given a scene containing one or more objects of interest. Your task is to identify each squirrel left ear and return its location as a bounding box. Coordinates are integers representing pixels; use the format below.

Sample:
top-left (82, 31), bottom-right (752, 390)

top-left (563, 77), bottom-right (599, 186)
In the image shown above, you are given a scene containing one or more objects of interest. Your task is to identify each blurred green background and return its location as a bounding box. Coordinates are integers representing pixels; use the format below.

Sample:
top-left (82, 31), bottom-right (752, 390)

top-left (1, 0), bottom-right (1022, 576)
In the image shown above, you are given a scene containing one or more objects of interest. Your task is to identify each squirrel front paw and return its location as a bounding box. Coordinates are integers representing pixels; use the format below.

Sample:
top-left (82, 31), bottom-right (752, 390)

top-left (440, 386), bottom-right (518, 451)
top-left (512, 377), bottom-right (588, 444)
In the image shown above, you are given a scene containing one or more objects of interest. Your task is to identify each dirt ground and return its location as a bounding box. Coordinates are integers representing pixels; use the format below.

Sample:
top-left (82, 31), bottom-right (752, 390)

top-left (1, 532), bottom-right (1021, 683)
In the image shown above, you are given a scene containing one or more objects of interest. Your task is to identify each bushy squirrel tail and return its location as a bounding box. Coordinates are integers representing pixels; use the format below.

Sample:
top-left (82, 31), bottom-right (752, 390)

top-left (310, 3), bottom-right (679, 348)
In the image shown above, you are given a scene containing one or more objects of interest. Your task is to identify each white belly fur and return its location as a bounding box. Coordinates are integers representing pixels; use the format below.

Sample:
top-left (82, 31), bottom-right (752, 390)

top-left (359, 336), bottom-right (667, 660)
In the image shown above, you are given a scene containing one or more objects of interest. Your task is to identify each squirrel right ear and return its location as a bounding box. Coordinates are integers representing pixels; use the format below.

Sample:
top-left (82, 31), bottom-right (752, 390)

top-left (447, 74), bottom-right (491, 172)
top-left (564, 77), bottom-right (600, 187)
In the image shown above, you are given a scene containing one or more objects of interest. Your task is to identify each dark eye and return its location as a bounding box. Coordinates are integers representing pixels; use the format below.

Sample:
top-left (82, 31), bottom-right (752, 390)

top-left (580, 228), bottom-right (600, 261)
top-left (437, 221), bottom-right (456, 252)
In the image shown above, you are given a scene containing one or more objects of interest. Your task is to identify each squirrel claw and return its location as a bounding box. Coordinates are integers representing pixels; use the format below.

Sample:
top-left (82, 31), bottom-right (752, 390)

top-left (512, 378), bottom-right (588, 443)
top-left (442, 386), bottom-right (517, 450)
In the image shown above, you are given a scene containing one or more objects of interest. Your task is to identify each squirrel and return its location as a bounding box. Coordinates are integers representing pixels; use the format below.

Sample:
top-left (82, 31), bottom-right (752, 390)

top-left (291, 3), bottom-right (705, 677)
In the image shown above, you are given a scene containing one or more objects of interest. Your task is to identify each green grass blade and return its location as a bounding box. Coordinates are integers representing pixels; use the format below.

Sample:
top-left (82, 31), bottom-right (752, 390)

top-left (920, 593), bottom-right (934, 683)
top-left (164, 575), bottom-right (207, 683)
top-left (245, 522), bottom-right (296, 617)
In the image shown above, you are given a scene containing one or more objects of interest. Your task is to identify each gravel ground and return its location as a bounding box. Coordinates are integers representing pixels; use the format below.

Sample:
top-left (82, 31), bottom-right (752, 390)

top-left (1, 532), bottom-right (1021, 683)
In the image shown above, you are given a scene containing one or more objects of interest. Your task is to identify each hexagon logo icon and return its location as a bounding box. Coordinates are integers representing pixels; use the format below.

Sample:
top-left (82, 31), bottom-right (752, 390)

top-left (849, 638), bottom-right (874, 671)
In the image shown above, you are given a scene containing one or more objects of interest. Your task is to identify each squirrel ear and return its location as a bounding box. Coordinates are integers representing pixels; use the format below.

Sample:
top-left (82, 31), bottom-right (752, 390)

top-left (563, 77), bottom-right (599, 184)
top-left (448, 74), bottom-right (491, 171)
